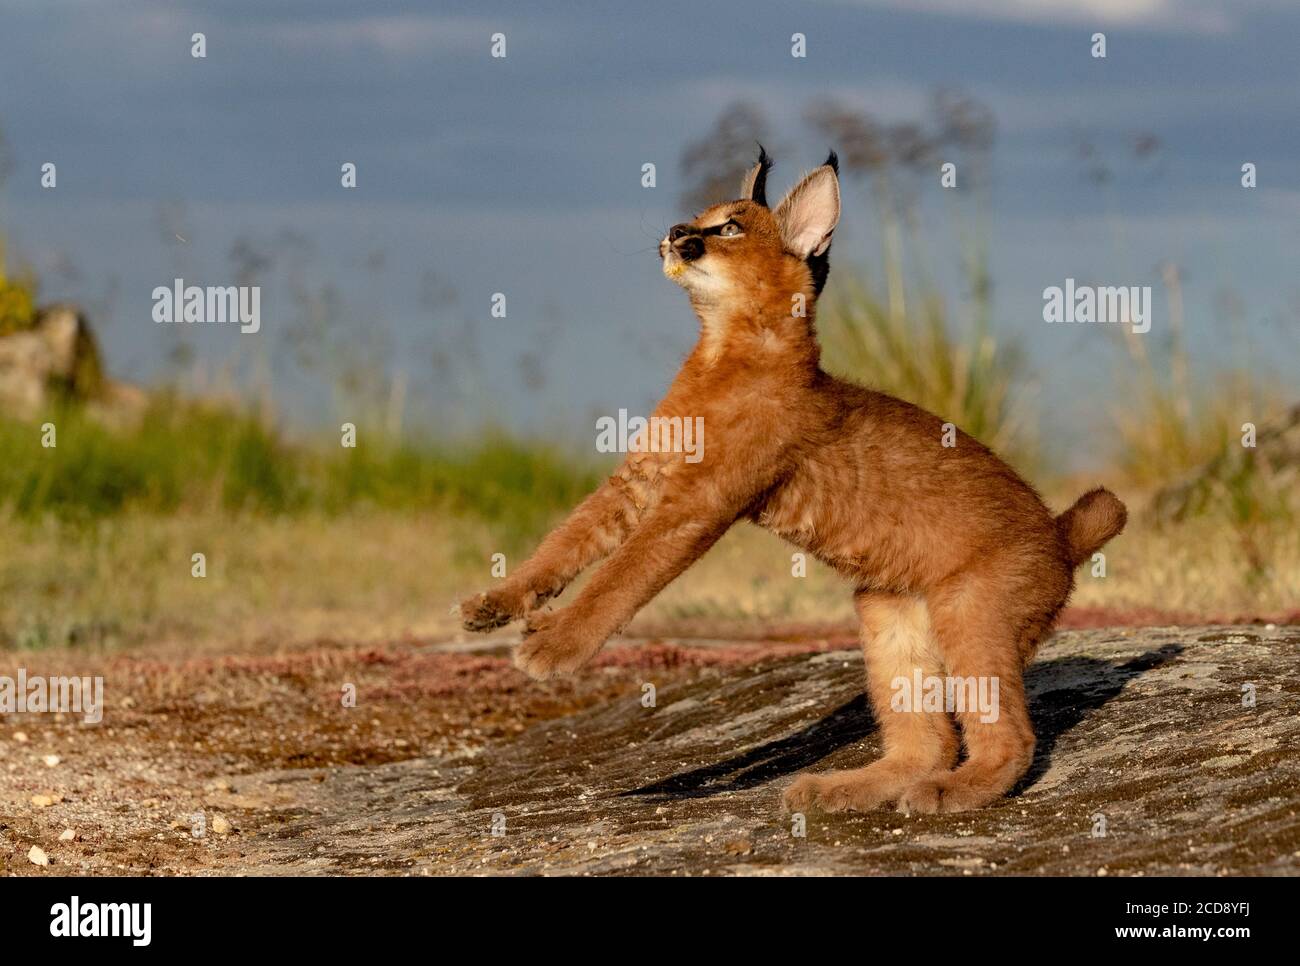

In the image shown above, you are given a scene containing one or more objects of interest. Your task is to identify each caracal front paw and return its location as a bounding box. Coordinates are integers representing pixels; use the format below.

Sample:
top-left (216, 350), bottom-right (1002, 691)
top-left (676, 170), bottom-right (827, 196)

top-left (459, 584), bottom-right (538, 632)
top-left (512, 609), bottom-right (604, 680)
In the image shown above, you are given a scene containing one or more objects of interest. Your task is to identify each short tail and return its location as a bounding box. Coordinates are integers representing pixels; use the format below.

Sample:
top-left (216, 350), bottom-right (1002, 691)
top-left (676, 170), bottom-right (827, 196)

top-left (1057, 487), bottom-right (1128, 567)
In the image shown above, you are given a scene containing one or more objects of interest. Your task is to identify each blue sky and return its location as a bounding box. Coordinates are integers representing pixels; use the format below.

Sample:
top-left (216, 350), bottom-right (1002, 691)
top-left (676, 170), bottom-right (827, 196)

top-left (1, 0), bottom-right (1296, 461)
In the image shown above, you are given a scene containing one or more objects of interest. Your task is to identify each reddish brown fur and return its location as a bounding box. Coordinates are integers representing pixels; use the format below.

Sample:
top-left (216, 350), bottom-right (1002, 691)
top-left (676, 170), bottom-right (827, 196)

top-left (460, 155), bottom-right (1127, 813)
top-left (1058, 487), bottom-right (1129, 566)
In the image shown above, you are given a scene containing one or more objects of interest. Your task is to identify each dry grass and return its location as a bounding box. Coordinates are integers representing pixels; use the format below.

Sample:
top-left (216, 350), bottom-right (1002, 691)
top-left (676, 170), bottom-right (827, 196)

top-left (1063, 512), bottom-right (1299, 616)
top-left (820, 275), bottom-right (1036, 472)
top-left (0, 512), bottom-right (472, 653)
top-left (3, 504), bottom-right (1294, 658)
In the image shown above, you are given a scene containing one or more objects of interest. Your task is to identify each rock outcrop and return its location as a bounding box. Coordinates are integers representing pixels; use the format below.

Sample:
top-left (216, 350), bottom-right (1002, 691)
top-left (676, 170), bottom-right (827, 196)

top-left (0, 303), bottom-right (144, 422)
top-left (237, 624), bottom-right (1300, 875)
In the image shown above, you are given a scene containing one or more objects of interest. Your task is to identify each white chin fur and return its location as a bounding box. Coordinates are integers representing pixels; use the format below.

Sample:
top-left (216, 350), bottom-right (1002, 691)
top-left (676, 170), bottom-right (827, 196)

top-left (662, 252), bottom-right (690, 285)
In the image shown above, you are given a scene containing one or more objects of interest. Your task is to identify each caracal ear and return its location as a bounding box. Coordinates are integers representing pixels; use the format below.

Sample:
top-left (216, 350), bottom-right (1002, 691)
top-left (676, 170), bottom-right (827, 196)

top-left (773, 153), bottom-right (840, 258)
top-left (739, 144), bottom-right (773, 206)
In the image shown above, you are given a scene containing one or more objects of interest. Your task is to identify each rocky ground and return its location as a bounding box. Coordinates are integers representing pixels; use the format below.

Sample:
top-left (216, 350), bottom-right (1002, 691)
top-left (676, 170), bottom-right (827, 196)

top-left (2, 621), bottom-right (1297, 876)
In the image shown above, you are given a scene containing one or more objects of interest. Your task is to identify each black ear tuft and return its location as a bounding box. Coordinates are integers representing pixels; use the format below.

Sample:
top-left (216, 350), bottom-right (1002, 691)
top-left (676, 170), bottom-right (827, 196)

top-left (824, 150), bottom-right (839, 175)
top-left (747, 143), bottom-right (773, 206)
top-left (807, 246), bottom-right (832, 296)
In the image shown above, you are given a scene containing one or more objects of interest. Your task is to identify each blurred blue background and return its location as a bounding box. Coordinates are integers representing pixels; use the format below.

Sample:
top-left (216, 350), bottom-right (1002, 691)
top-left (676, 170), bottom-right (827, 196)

top-left (1, 0), bottom-right (1296, 464)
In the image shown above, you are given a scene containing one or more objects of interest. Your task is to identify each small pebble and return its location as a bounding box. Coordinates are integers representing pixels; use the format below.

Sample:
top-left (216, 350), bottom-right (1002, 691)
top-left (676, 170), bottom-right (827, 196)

top-left (723, 838), bottom-right (753, 856)
top-left (59, 829), bottom-right (78, 842)
top-left (28, 846), bottom-right (49, 866)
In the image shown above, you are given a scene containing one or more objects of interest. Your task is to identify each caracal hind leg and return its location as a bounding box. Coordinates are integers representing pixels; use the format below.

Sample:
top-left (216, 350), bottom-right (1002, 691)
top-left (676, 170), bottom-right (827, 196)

top-left (898, 572), bottom-right (1046, 814)
top-left (784, 592), bottom-right (958, 814)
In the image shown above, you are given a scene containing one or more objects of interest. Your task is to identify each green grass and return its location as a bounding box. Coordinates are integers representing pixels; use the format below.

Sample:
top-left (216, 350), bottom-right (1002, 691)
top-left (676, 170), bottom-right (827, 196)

top-left (0, 396), bottom-right (605, 548)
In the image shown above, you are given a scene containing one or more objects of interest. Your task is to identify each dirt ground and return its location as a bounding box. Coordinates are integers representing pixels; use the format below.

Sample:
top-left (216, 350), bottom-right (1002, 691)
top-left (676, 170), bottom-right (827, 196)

top-left (2, 612), bottom-right (1297, 876)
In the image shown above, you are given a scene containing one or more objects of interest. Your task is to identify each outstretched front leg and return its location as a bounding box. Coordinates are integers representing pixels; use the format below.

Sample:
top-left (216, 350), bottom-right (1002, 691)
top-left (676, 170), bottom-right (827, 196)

top-left (459, 471), bottom-right (644, 632)
top-left (512, 498), bottom-right (737, 679)
top-left (467, 418), bottom-right (787, 674)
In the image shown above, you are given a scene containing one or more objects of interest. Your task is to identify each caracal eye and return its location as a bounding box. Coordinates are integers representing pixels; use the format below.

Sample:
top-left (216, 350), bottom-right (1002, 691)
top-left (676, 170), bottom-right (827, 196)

top-left (720, 222), bottom-right (742, 237)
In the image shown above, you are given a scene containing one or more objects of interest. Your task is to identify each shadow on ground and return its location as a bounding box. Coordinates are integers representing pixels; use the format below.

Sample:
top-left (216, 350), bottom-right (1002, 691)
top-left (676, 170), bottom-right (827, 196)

top-left (622, 645), bottom-right (1186, 800)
